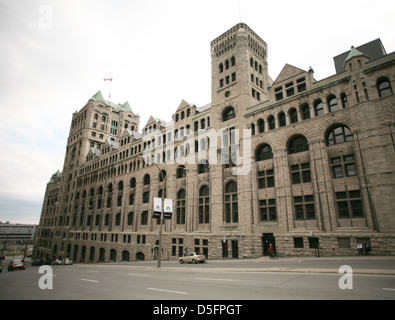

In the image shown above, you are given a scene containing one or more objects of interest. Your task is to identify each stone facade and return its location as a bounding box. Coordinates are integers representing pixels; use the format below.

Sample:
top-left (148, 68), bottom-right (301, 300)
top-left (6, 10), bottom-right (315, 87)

top-left (34, 23), bottom-right (395, 262)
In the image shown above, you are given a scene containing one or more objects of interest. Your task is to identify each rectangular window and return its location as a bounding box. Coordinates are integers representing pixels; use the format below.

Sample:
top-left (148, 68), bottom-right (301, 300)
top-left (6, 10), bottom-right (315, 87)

top-left (294, 237), bottom-right (304, 248)
top-left (331, 155), bottom-right (356, 179)
top-left (290, 163), bottom-right (311, 184)
top-left (257, 169), bottom-right (275, 189)
top-left (336, 190), bottom-right (364, 219)
top-left (294, 195), bottom-right (315, 220)
top-left (259, 199), bottom-right (276, 222)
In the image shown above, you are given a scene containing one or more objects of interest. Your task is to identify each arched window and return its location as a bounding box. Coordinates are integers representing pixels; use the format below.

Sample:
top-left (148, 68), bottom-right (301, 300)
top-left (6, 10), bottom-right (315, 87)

top-left (219, 63), bottom-right (223, 73)
top-left (327, 95), bottom-right (338, 112)
top-left (199, 186), bottom-right (210, 224)
top-left (289, 108), bottom-right (298, 123)
top-left (231, 56), bottom-right (236, 66)
top-left (143, 174), bottom-right (150, 185)
top-left (130, 177), bottom-right (136, 188)
top-left (198, 160), bottom-right (209, 174)
top-left (177, 165), bottom-right (187, 178)
top-left (301, 103), bottom-right (310, 120)
top-left (326, 125), bottom-right (353, 146)
top-left (377, 77), bottom-right (393, 97)
top-left (278, 112), bottom-right (286, 127)
top-left (107, 183), bottom-right (113, 193)
top-left (222, 106), bottom-right (235, 122)
top-left (257, 118), bottom-right (265, 133)
top-left (255, 144), bottom-right (273, 161)
top-left (288, 135), bottom-right (309, 154)
top-left (268, 115), bottom-right (275, 130)
top-left (314, 99), bottom-right (324, 116)
top-left (340, 93), bottom-right (348, 108)
top-left (159, 170), bottom-right (166, 182)
top-left (224, 181), bottom-right (238, 223)
top-left (118, 180), bottom-right (123, 190)
top-left (176, 189), bottom-right (186, 224)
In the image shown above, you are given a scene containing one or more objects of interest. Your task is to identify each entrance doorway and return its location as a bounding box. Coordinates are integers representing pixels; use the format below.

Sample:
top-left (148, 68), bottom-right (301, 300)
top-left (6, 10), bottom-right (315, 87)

top-left (231, 240), bottom-right (239, 258)
top-left (262, 233), bottom-right (276, 256)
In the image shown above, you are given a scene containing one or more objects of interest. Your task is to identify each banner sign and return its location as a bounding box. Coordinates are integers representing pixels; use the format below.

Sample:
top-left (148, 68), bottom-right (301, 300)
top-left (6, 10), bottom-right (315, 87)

top-left (163, 198), bottom-right (173, 219)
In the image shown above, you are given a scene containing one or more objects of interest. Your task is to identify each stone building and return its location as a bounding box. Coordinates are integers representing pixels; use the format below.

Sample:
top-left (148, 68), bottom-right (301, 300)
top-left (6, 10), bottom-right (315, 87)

top-left (34, 23), bottom-right (395, 262)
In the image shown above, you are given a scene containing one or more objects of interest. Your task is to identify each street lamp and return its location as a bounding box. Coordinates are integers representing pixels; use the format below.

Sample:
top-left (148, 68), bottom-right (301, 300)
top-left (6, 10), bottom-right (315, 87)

top-left (140, 156), bottom-right (187, 268)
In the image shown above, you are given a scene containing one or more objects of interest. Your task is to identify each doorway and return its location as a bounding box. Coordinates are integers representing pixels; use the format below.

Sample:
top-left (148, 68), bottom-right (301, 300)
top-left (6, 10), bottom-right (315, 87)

top-left (262, 233), bottom-right (276, 256)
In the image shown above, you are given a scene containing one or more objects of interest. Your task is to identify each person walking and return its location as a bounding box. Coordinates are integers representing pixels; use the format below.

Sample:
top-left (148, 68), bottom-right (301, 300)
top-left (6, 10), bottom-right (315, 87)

top-left (268, 244), bottom-right (275, 259)
top-left (357, 243), bottom-right (363, 256)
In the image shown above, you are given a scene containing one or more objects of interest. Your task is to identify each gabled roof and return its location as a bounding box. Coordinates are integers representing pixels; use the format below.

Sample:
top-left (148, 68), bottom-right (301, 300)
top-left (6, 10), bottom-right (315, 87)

top-left (272, 64), bottom-right (308, 85)
top-left (176, 99), bottom-right (194, 112)
top-left (89, 91), bottom-right (134, 114)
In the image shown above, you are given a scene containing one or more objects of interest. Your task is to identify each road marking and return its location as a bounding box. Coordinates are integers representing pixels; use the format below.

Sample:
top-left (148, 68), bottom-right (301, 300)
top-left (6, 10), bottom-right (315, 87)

top-left (147, 287), bottom-right (188, 295)
top-left (195, 277), bottom-right (238, 282)
top-left (129, 273), bottom-right (150, 277)
top-left (383, 288), bottom-right (395, 291)
top-left (81, 279), bottom-right (99, 283)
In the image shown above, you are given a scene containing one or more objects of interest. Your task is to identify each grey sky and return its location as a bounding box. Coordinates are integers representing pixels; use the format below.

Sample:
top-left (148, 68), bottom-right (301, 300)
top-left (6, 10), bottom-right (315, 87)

top-left (0, 0), bottom-right (394, 224)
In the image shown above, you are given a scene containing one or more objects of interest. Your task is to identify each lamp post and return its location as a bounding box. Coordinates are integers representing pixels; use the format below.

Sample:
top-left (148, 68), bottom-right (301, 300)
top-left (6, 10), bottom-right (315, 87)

top-left (141, 157), bottom-right (187, 268)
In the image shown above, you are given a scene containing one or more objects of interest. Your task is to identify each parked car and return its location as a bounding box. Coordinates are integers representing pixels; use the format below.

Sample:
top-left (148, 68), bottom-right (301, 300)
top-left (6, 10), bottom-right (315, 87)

top-left (179, 252), bottom-right (206, 264)
top-left (64, 258), bottom-right (73, 265)
top-left (31, 259), bottom-right (43, 266)
top-left (0, 264), bottom-right (2, 273)
top-left (8, 259), bottom-right (26, 271)
top-left (52, 259), bottom-right (62, 265)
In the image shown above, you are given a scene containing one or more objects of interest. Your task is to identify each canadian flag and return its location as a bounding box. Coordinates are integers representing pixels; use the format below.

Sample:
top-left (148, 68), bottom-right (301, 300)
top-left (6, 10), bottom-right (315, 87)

top-left (104, 78), bottom-right (112, 81)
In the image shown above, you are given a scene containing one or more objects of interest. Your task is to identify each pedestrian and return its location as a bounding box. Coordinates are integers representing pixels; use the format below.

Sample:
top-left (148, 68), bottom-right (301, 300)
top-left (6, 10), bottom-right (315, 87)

top-left (357, 242), bottom-right (363, 256)
top-left (268, 244), bottom-right (274, 259)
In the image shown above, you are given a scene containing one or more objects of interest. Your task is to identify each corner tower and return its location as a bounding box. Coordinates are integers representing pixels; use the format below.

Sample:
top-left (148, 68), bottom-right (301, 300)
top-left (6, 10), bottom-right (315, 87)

top-left (210, 23), bottom-right (269, 128)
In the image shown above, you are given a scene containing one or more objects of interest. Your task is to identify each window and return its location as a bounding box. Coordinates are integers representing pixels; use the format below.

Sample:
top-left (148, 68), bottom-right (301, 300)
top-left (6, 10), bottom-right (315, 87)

top-left (198, 160), bottom-right (209, 174)
top-left (199, 186), bottom-right (210, 224)
top-left (314, 99), bottom-right (324, 116)
top-left (294, 195), bottom-right (315, 220)
top-left (326, 126), bottom-right (353, 146)
top-left (336, 190), bottom-right (364, 219)
top-left (259, 199), bottom-right (276, 222)
top-left (290, 163), bottom-right (311, 184)
top-left (255, 144), bottom-right (273, 161)
top-left (127, 212), bottom-right (133, 225)
top-left (377, 77), bottom-right (392, 97)
top-left (301, 103), bottom-right (310, 120)
top-left (222, 107), bottom-right (235, 122)
top-left (268, 115), bottom-right (275, 130)
top-left (257, 169), bottom-right (275, 189)
top-left (176, 189), bottom-right (186, 224)
top-left (224, 181), bottom-right (238, 223)
top-left (278, 112), bottom-right (286, 127)
top-left (177, 166), bottom-right (187, 178)
top-left (330, 155), bottom-right (357, 178)
top-left (257, 119), bottom-right (265, 133)
top-left (143, 174), bottom-right (150, 185)
top-left (289, 108), bottom-right (298, 123)
top-left (341, 93), bottom-right (348, 108)
top-left (294, 237), bottom-right (304, 248)
top-left (141, 211), bottom-right (148, 225)
top-left (142, 191), bottom-right (150, 203)
top-left (288, 135), bottom-right (309, 154)
top-left (327, 95), bottom-right (338, 112)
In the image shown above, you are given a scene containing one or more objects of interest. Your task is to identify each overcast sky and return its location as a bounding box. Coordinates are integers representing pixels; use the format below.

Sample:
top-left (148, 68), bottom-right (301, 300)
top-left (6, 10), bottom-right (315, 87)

top-left (0, 0), bottom-right (394, 224)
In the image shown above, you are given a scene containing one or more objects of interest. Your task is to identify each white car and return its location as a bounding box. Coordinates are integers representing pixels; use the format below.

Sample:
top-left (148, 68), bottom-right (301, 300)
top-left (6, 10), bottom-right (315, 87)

top-left (64, 258), bottom-right (73, 265)
top-left (179, 252), bottom-right (206, 264)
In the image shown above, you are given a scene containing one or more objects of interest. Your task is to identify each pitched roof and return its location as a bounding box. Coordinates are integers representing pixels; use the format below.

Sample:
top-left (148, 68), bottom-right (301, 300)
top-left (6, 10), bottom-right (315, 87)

top-left (89, 91), bottom-right (134, 113)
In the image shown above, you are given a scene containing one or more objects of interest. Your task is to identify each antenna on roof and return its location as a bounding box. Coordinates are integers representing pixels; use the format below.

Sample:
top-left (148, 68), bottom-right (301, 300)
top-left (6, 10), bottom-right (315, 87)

top-left (104, 78), bottom-right (113, 100)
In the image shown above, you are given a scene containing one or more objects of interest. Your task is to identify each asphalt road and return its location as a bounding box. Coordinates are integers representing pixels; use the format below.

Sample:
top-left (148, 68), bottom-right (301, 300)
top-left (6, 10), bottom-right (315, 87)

top-left (1, 256), bottom-right (395, 301)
